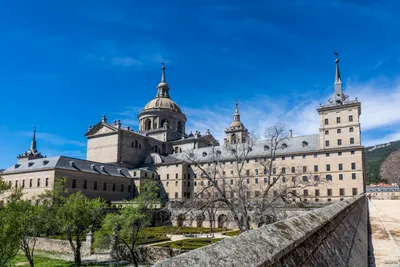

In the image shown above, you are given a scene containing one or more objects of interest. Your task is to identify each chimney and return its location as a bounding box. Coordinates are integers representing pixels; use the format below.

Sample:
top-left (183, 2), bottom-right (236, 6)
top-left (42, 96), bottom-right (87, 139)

top-left (289, 130), bottom-right (293, 138)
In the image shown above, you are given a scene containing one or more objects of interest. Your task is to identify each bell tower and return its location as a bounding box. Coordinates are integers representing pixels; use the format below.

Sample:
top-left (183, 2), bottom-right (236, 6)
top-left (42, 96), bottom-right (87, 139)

top-left (224, 101), bottom-right (249, 145)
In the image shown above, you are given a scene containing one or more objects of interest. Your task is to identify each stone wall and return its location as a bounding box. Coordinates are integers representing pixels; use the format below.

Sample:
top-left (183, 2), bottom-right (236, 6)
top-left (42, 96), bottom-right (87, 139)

top-left (33, 237), bottom-right (92, 256)
top-left (154, 195), bottom-right (368, 267)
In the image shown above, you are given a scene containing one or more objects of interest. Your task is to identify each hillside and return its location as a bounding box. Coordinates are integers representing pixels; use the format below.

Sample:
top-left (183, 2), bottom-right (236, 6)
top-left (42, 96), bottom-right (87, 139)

top-left (365, 140), bottom-right (400, 184)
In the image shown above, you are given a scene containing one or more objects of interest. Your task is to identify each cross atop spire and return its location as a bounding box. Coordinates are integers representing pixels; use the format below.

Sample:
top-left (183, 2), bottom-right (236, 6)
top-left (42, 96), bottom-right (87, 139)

top-left (234, 101), bottom-right (240, 122)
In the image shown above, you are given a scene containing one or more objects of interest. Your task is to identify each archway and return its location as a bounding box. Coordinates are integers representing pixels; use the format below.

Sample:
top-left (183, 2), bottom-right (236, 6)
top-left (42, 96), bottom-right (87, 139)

top-left (145, 119), bottom-right (151, 130)
top-left (160, 119), bottom-right (168, 129)
top-left (217, 214), bottom-right (227, 228)
top-left (177, 121), bottom-right (183, 134)
top-left (196, 214), bottom-right (205, 227)
top-left (177, 214), bottom-right (185, 227)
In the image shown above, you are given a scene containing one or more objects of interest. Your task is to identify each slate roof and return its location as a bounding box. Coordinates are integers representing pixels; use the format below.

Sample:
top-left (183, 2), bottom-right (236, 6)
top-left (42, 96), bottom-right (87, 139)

top-left (163, 134), bottom-right (319, 163)
top-left (3, 156), bottom-right (132, 177)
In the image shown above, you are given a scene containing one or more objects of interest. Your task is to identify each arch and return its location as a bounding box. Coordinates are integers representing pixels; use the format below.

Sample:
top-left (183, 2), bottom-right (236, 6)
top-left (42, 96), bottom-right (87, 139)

top-left (217, 214), bottom-right (227, 228)
top-left (177, 121), bottom-right (183, 134)
top-left (196, 214), bottom-right (206, 227)
top-left (177, 214), bottom-right (186, 227)
top-left (231, 134), bottom-right (237, 144)
top-left (160, 119), bottom-right (168, 129)
top-left (145, 119), bottom-right (152, 131)
top-left (264, 145), bottom-right (269, 151)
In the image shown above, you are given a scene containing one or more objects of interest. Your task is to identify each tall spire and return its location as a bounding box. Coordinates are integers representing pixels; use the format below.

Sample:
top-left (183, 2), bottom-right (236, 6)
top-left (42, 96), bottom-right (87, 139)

top-left (328, 52), bottom-right (347, 105)
top-left (30, 127), bottom-right (37, 152)
top-left (234, 100), bottom-right (240, 121)
top-left (156, 63), bottom-right (170, 98)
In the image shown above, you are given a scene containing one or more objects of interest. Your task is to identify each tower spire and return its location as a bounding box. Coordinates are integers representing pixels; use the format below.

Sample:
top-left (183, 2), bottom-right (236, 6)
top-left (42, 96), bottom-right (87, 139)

top-left (156, 63), bottom-right (170, 98)
top-left (328, 52), bottom-right (346, 105)
top-left (234, 100), bottom-right (240, 121)
top-left (30, 126), bottom-right (37, 152)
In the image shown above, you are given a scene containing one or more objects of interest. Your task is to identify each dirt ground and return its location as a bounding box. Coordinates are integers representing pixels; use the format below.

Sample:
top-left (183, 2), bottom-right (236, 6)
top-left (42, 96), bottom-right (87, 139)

top-left (369, 200), bottom-right (400, 267)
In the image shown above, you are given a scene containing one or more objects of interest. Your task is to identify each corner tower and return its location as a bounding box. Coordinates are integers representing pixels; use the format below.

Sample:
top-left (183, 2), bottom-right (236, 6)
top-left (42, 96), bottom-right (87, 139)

top-left (137, 64), bottom-right (187, 142)
top-left (318, 55), bottom-right (362, 150)
top-left (224, 101), bottom-right (249, 144)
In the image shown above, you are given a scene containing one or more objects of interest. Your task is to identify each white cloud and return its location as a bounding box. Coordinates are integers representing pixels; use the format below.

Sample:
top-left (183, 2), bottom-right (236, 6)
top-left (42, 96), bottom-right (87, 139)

top-left (19, 131), bottom-right (86, 148)
top-left (111, 56), bottom-right (142, 67)
top-left (184, 78), bottom-right (400, 146)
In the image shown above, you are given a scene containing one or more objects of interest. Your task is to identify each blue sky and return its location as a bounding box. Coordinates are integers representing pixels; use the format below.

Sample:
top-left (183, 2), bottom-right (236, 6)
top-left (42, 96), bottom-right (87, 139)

top-left (1, 0), bottom-right (400, 168)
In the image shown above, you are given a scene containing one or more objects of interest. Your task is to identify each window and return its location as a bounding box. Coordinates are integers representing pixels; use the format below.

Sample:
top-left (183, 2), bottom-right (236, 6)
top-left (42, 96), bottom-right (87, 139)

top-left (302, 154), bottom-right (307, 159)
top-left (282, 177), bottom-right (287, 183)
top-left (72, 179), bottom-right (76, 189)
top-left (291, 155), bottom-right (294, 160)
top-left (326, 152), bottom-right (330, 157)
top-left (337, 129), bottom-right (341, 134)
top-left (302, 166), bottom-right (307, 173)
top-left (314, 165), bottom-right (318, 172)
top-left (15, 180), bottom-right (18, 188)
top-left (247, 178), bottom-right (250, 184)
top-left (282, 167), bottom-right (286, 174)
top-left (133, 171), bottom-right (137, 176)
top-left (273, 177), bottom-right (277, 183)
top-left (246, 170), bottom-right (250, 176)
top-left (103, 183), bottom-right (107, 191)
top-left (340, 188), bottom-right (345, 196)
top-left (338, 152), bottom-right (342, 156)
top-left (351, 151), bottom-right (355, 155)
top-left (167, 174), bottom-right (169, 179)
top-left (326, 174), bottom-right (332, 181)
top-left (128, 185), bottom-right (132, 192)
top-left (325, 130), bottom-right (329, 135)
top-left (83, 180), bottom-right (87, 189)
top-left (230, 179), bottom-right (233, 185)
top-left (121, 184), bottom-right (124, 192)
top-left (327, 189), bottom-right (332, 196)
top-left (112, 183), bottom-right (116, 191)
top-left (175, 173), bottom-right (178, 179)
top-left (292, 167), bottom-right (295, 173)
top-left (264, 145), bottom-right (269, 151)
top-left (351, 163), bottom-right (356, 170)
top-left (255, 178), bottom-right (258, 184)
top-left (349, 115), bottom-right (353, 122)
top-left (314, 175), bottom-right (320, 182)
top-left (314, 154), bottom-right (318, 158)
top-left (29, 179), bottom-right (32, 188)
top-left (302, 176), bottom-right (308, 182)
top-left (325, 119), bottom-right (329, 125)
top-left (94, 181), bottom-right (97, 190)
top-left (22, 180), bottom-right (25, 188)
top-left (255, 169), bottom-right (258, 176)
top-left (315, 189), bottom-right (320, 196)
top-left (349, 127), bottom-right (354, 132)
top-left (263, 168), bottom-right (267, 175)
top-left (37, 178), bottom-right (41, 187)
top-left (336, 117), bottom-right (341, 123)
top-left (350, 138), bottom-right (354, 144)
top-left (264, 177), bottom-right (267, 183)
top-left (352, 173), bottom-right (356, 180)
top-left (272, 168), bottom-right (276, 175)
top-left (175, 192), bottom-right (178, 198)
top-left (231, 170), bottom-right (234, 177)
top-left (339, 174), bottom-right (343, 180)
top-left (325, 140), bottom-right (330, 147)
top-left (352, 188), bottom-right (358, 195)
top-left (45, 178), bottom-right (49, 187)
top-left (338, 163), bottom-right (343, 170)
top-left (338, 139), bottom-right (342, 145)
top-left (282, 156), bottom-right (285, 160)
top-left (303, 189), bottom-right (308, 196)
top-left (326, 164), bottom-right (331, 171)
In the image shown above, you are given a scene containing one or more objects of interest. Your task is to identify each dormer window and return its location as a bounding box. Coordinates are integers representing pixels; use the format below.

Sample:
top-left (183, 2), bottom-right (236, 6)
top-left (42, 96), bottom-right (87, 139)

top-left (14, 164), bottom-right (21, 169)
top-left (281, 143), bottom-right (288, 149)
top-left (43, 160), bottom-right (49, 165)
top-left (202, 152), bottom-right (207, 157)
top-left (216, 150), bottom-right (221, 155)
top-left (28, 162), bottom-right (34, 167)
top-left (264, 145), bottom-right (269, 151)
top-left (302, 141), bottom-right (308, 147)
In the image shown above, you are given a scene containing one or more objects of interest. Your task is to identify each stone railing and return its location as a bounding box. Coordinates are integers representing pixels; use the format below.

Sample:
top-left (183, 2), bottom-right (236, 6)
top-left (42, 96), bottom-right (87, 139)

top-left (154, 195), bottom-right (368, 267)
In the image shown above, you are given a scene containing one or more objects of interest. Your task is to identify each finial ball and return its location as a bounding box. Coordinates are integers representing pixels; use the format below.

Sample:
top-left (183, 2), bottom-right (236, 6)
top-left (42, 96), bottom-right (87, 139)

top-left (335, 58), bottom-right (339, 63)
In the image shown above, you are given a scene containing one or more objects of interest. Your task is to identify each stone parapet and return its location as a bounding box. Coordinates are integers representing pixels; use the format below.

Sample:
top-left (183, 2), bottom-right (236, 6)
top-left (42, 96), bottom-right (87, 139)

top-left (153, 195), bottom-right (368, 267)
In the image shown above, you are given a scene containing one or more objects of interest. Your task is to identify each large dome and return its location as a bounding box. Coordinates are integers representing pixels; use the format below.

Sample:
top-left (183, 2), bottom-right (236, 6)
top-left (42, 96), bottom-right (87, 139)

top-left (143, 97), bottom-right (182, 113)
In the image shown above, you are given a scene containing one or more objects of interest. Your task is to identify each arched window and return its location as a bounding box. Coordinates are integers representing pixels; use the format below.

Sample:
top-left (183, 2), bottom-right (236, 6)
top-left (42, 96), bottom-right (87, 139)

top-left (202, 152), bottom-right (207, 157)
top-left (281, 143), bottom-right (288, 149)
top-left (177, 121), bottom-right (183, 134)
top-left (174, 147), bottom-right (179, 153)
top-left (131, 142), bottom-right (134, 148)
top-left (302, 141), bottom-right (308, 147)
top-left (161, 119), bottom-right (168, 129)
top-left (264, 145), bottom-right (269, 151)
top-left (231, 134), bottom-right (236, 144)
top-left (145, 119), bottom-right (151, 130)
top-left (134, 140), bottom-right (138, 148)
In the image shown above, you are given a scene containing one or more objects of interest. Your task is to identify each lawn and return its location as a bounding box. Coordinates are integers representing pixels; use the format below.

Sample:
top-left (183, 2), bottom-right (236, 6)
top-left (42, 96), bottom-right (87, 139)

top-left (11, 254), bottom-right (126, 267)
top-left (141, 226), bottom-right (226, 236)
top-left (154, 238), bottom-right (223, 250)
top-left (223, 230), bottom-right (241, 237)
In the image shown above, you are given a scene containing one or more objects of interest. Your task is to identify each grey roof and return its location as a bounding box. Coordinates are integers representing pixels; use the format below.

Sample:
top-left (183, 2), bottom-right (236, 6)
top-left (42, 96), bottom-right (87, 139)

top-left (366, 186), bottom-right (400, 192)
top-left (163, 134), bottom-right (319, 163)
top-left (3, 156), bottom-right (132, 177)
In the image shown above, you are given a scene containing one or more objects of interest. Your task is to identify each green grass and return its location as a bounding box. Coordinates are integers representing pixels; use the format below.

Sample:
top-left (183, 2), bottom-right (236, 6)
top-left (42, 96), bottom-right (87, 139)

top-left (12, 254), bottom-right (125, 267)
top-left (154, 238), bottom-right (223, 250)
top-left (223, 230), bottom-right (241, 237)
top-left (141, 226), bottom-right (226, 236)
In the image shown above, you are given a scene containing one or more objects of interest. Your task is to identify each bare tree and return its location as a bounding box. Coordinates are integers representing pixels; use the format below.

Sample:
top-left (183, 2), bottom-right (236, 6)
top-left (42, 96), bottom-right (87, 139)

top-left (380, 150), bottom-right (400, 185)
top-left (183, 124), bottom-right (321, 233)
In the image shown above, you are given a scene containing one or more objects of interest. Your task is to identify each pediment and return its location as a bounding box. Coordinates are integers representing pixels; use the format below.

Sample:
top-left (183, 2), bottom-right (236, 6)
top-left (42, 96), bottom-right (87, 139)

top-left (85, 123), bottom-right (118, 137)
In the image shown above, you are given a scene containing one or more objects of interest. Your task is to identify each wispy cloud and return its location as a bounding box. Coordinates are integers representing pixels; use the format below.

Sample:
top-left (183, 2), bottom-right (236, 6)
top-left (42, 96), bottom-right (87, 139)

top-left (111, 56), bottom-right (142, 67)
top-left (19, 131), bottom-right (86, 148)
